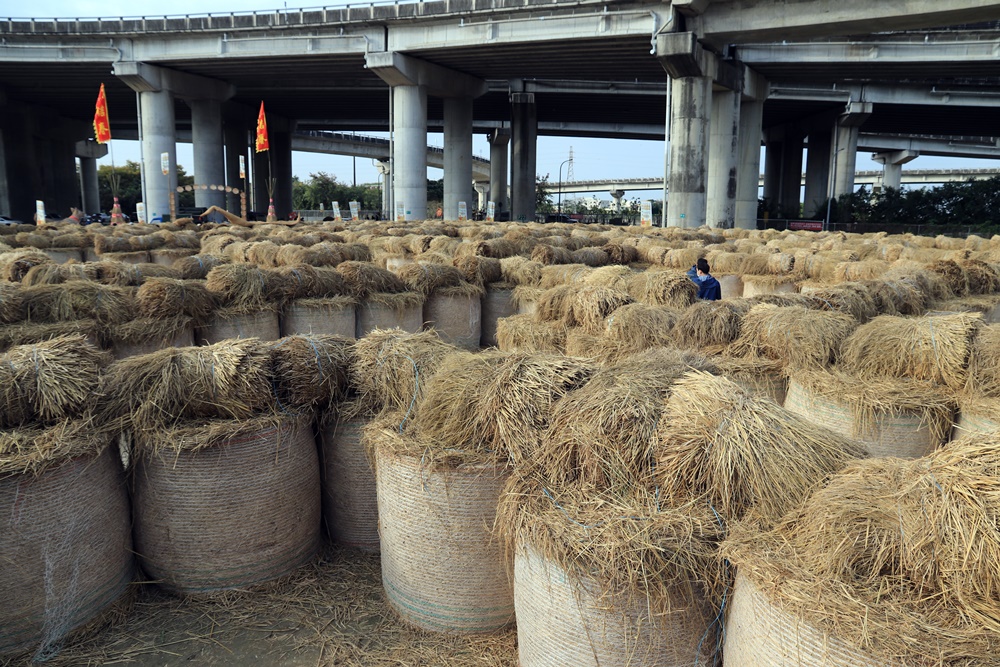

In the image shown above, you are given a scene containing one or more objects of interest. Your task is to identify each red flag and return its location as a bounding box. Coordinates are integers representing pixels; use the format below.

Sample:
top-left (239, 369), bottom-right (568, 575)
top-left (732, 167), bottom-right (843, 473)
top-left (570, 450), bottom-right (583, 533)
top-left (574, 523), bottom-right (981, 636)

top-left (94, 83), bottom-right (111, 144)
top-left (255, 101), bottom-right (269, 153)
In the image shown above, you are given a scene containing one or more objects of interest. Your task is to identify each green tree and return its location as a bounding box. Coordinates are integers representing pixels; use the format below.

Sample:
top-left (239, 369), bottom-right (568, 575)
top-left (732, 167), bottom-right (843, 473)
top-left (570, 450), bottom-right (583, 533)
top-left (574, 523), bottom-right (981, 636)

top-left (536, 174), bottom-right (553, 214)
top-left (98, 161), bottom-right (195, 217)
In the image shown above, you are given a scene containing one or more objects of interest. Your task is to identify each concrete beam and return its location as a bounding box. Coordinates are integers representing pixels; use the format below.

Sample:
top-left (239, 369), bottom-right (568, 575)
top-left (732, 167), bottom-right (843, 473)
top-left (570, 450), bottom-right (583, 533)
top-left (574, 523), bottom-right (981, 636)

top-left (737, 39), bottom-right (1000, 70)
top-left (768, 81), bottom-right (1000, 109)
top-left (691, 0), bottom-right (1000, 47)
top-left (75, 139), bottom-right (108, 159)
top-left (365, 51), bottom-right (486, 98)
top-left (113, 61), bottom-right (234, 100)
top-left (656, 32), bottom-right (716, 79)
top-left (672, 0), bottom-right (713, 17)
top-left (840, 101), bottom-right (873, 128)
top-left (858, 134), bottom-right (1000, 159)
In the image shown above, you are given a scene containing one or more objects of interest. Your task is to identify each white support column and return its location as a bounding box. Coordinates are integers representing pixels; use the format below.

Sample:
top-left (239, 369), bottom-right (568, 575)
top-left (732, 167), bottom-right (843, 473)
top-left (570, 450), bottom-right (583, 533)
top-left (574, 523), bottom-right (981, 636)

top-left (735, 98), bottom-right (764, 229)
top-left (376, 161), bottom-right (391, 217)
top-left (803, 131), bottom-right (832, 217)
top-left (394, 84), bottom-right (428, 221)
top-left (139, 89), bottom-right (177, 221)
top-left (667, 75), bottom-right (712, 228)
top-left (779, 129), bottom-right (804, 217)
top-left (832, 102), bottom-right (873, 198)
top-left (75, 139), bottom-right (107, 216)
top-left (443, 96), bottom-right (473, 221)
top-left (474, 183), bottom-right (489, 212)
top-left (872, 149), bottom-right (918, 190)
top-left (707, 88), bottom-right (740, 228)
top-left (189, 98), bottom-right (226, 208)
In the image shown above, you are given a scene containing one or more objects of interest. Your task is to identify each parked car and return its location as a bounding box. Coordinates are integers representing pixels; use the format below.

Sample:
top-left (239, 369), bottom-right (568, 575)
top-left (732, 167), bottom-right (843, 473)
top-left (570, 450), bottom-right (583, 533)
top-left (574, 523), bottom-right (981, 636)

top-left (0, 215), bottom-right (23, 225)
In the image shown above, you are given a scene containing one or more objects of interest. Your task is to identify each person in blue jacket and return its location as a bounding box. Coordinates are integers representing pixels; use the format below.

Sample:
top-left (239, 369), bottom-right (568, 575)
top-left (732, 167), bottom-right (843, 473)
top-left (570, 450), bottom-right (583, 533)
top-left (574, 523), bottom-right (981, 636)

top-left (687, 258), bottom-right (722, 300)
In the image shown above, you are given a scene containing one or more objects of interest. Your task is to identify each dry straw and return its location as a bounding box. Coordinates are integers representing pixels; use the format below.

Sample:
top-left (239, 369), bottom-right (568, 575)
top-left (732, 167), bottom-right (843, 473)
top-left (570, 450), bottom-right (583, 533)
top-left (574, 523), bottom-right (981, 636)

top-left (860, 278), bottom-right (929, 316)
top-left (600, 242), bottom-right (639, 265)
top-left (0, 335), bottom-right (109, 428)
top-left (1, 249), bottom-right (52, 282)
top-left (136, 278), bottom-right (217, 320)
top-left (350, 329), bottom-right (459, 415)
top-left (839, 311), bottom-right (982, 390)
top-left (20, 262), bottom-right (99, 287)
top-left (93, 338), bottom-right (275, 434)
top-left (0, 320), bottom-right (102, 351)
top-left (540, 352), bottom-right (706, 493)
top-left (598, 303), bottom-right (681, 363)
top-left (580, 265), bottom-right (633, 291)
top-left (168, 254), bottom-right (225, 280)
top-left (729, 304), bottom-right (857, 370)
top-left (656, 371), bottom-right (866, 529)
top-left (0, 283), bottom-right (25, 324)
top-left (965, 323), bottom-right (1000, 397)
top-left (570, 286), bottom-right (633, 334)
top-left (539, 264), bottom-right (591, 288)
top-left (673, 299), bottom-right (750, 350)
top-left (0, 419), bottom-right (109, 477)
top-left (927, 259), bottom-right (970, 296)
top-left (626, 270), bottom-right (697, 308)
top-left (533, 285), bottom-right (579, 327)
top-left (205, 264), bottom-right (291, 310)
top-left (275, 265), bottom-right (348, 300)
top-left (395, 263), bottom-right (482, 297)
top-left (453, 255), bottom-right (503, 287)
top-left (336, 261), bottom-right (407, 297)
top-left (21, 282), bottom-right (136, 325)
top-left (531, 244), bottom-right (574, 265)
top-left (960, 258), bottom-right (1000, 295)
top-left (495, 315), bottom-right (567, 354)
top-left (723, 438), bottom-right (1000, 667)
top-left (806, 282), bottom-right (880, 322)
top-left (270, 334), bottom-right (354, 410)
top-left (570, 247), bottom-right (610, 267)
top-left (109, 315), bottom-right (193, 346)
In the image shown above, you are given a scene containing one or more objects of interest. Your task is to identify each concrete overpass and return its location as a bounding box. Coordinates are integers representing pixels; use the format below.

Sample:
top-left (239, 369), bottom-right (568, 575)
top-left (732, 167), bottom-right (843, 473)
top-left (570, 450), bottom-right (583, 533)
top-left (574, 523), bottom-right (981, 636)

top-left (0, 0), bottom-right (999, 225)
top-left (560, 168), bottom-right (1000, 196)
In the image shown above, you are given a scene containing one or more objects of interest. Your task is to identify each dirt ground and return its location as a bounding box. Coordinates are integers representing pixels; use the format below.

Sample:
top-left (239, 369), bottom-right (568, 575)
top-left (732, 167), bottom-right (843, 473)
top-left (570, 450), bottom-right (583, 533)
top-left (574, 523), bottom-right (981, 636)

top-left (4, 547), bottom-right (517, 667)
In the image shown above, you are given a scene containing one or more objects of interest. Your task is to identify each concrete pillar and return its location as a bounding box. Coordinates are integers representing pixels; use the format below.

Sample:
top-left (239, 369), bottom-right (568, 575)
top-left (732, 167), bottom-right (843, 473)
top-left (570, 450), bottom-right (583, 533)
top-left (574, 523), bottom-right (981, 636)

top-left (474, 183), bottom-right (489, 212)
top-left (139, 89), bottom-right (177, 221)
top-left (393, 84), bottom-right (428, 221)
top-left (667, 75), bottom-right (712, 228)
top-left (376, 161), bottom-right (391, 217)
top-left (872, 150), bottom-right (918, 190)
top-left (488, 129), bottom-right (510, 218)
top-left (79, 157), bottom-right (99, 214)
top-left (51, 139), bottom-right (79, 216)
top-left (735, 98), bottom-right (764, 229)
top-left (189, 99), bottom-right (226, 209)
top-left (803, 131), bottom-right (832, 218)
top-left (224, 121), bottom-right (247, 211)
top-left (762, 134), bottom-right (784, 209)
top-left (779, 130), bottom-right (804, 217)
top-left (443, 96), bottom-right (473, 221)
top-left (270, 130), bottom-right (293, 218)
top-left (707, 88), bottom-right (740, 228)
top-left (610, 189), bottom-right (625, 213)
top-left (253, 148), bottom-right (269, 216)
top-left (510, 92), bottom-right (537, 223)
top-left (833, 125), bottom-right (860, 198)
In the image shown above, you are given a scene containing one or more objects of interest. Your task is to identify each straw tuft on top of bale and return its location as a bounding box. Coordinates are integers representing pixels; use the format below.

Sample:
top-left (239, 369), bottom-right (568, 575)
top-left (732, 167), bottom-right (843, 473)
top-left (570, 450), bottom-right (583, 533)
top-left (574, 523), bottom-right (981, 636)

top-left (926, 259), bottom-right (969, 296)
top-left (533, 285), bottom-right (579, 327)
top-left (20, 262), bottom-right (99, 287)
top-left (0, 283), bottom-right (25, 324)
top-left (453, 255), bottom-right (503, 287)
top-left (960, 259), bottom-right (1000, 295)
top-left (270, 334), bottom-right (354, 410)
top-left (580, 265), bottom-right (633, 291)
top-left (395, 263), bottom-right (480, 296)
top-left (656, 371), bottom-right (866, 530)
top-left (136, 278), bottom-right (217, 320)
top-left (336, 261), bottom-right (407, 297)
top-left (722, 437), bottom-right (1000, 667)
top-left (860, 278), bottom-right (928, 316)
top-left (22, 281), bottom-right (137, 325)
top-left (964, 323), bottom-right (1000, 398)
top-left (571, 286), bottom-right (634, 334)
top-left (673, 299), bottom-right (751, 351)
top-left (839, 311), bottom-right (982, 390)
top-left (806, 282), bottom-right (880, 323)
top-left (1, 249), bottom-right (52, 282)
top-left (495, 315), bottom-right (567, 354)
top-left (0, 335), bottom-right (109, 428)
top-left (597, 303), bottom-right (681, 363)
top-left (0, 419), bottom-right (110, 477)
top-left (729, 304), bottom-right (857, 370)
top-left (540, 353), bottom-right (706, 493)
top-left (275, 265), bottom-right (348, 300)
top-left (205, 263), bottom-right (291, 310)
top-left (627, 269), bottom-right (697, 308)
top-left (350, 328), bottom-right (458, 415)
top-left (531, 244), bottom-right (574, 265)
top-left (93, 338), bottom-right (275, 433)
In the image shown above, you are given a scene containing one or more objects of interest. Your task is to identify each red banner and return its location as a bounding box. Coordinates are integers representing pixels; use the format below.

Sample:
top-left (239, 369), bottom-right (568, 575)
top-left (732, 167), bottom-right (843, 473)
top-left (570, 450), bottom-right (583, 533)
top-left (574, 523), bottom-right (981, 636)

top-left (255, 101), bottom-right (269, 153)
top-left (93, 83), bottom-right (111, 144)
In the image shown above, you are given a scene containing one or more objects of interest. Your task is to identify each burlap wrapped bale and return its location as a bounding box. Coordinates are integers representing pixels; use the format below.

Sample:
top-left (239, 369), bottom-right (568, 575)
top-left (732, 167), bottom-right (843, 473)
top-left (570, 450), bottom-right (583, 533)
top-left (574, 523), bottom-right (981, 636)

top-left (318, 411), bottom-right (379, 551)
top-left (481, 286), bottom-right (516, 348)
top-left (132, 415), bottom-right (321, 594)
top-left (424, 288), bottom-right (483, 351)
top-left (280, 297), bottom-right (357, 339)
top-left (1, 443), bottom-right (132, 660)
top-left (196, 308), bottom-right (281, 344)
top-left (356, 292), bottom-right (423, 338)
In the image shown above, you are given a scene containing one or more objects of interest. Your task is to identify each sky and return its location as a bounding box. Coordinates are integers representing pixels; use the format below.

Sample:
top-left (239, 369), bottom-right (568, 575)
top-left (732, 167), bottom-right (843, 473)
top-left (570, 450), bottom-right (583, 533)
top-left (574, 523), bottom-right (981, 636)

top-left (20, 0), bottom-right (1000, 201)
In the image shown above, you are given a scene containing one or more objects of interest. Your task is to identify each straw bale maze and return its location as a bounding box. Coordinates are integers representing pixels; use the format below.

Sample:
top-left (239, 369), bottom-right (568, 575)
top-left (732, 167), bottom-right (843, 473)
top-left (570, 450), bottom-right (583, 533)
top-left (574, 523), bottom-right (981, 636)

top-left (3, 218), bottom-right (1000, 666)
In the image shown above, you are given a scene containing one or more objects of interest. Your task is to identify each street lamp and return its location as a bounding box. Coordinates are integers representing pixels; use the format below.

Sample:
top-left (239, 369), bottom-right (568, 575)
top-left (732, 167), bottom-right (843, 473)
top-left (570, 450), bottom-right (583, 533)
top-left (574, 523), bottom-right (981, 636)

top-left (557, 158), bottom-right (573, 216)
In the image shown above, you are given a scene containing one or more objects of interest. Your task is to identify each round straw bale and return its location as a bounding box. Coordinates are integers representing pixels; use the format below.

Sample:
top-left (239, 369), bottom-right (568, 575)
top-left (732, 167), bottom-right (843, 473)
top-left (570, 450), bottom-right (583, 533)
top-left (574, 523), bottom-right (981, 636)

top-left (318, 408), bottom-right (380, 551)
top-left (570, 247), bottom-right (609, 267)
top-left (350, 328), bottom-right (459, 414)
top-left (663, 247), bottom-right (704, 270)
top-left (1, 249), bottom-right (52, 282)
top-left (598, 303), bottom-right (681, 362)
top-left (729, 304), bottom-right (857, 370)
top-left (503, 485), bottom-right (721, 667)
top-left (580, 265), bottom-right (633, 291)
top-left (656, 371), bottom-right (866, 528)
top-left (832, 259), bottom-right (889, 283)
top-left (93, 338), bottom-right (275, 433)
top-left (786, 369), bottom-right (954, 458)
top-left (496, 315), bottom-right (567, 354)
top-left (722, 440), bottom-right (1000, 667)
top-left (571, 286), bottom-right (633, 334)
top-left (372, 434), bottom-right (513, 633)
top-left (336, 261), bottom-right (406, 297)
top-left (705, 251), bottom-right (748, 275)
top-left (806, 282), bottom-right (880, 322)
top-left (205, 264), bottom-right (291, 310)
top-left (953, 395), bottom-right (1000, 438)
top-left (281, 296), bottom-right (356, 339)
top-left (270, 334), bottom-right (353, 410)
top-left (860, 278), bottom-right (928, 316)
top-left (964, 323), bottom-right (1000, 397)
top-left (170, 253), bottom-right (225, 280)
top-left (395, 263), bottom-right (468, 295)
top-left (839, 312), bottom-right (982, 389)
top-left (136, 277), bottom-right (217, 320)
top-left (0, 442), bottom-right (132, 660)
top-left (926, 259), bottom-right (969, 296)
top-left (960, 259), bottom-right (1000, 295)
top-left (355, 291), bottom-right (424, 337)
top-left (539, 264), bottom-right (591, 288)
top-left (0, 335), bottom-right (108, 428)
top-left (626, 269), bottom-right (697, 308)
top-left (424, 287), bottom-right (484, 350)
top-left (715, 355), bottom-right (787, 404)
top-left (531, 244), bottom-right (574, 265)
top-left (453, 255), bottom-right (503, 286)
top-left (132, 414), bottom-right (320, 594)
top-left (534, 285), bottom-right (579, 327)
top-left (600, 242), bottom-right (639, 265)
top-left (673, 299), bottom-right (751, 350)
top-left (20, 262), bottom-right (98, 287)
top-left (0, 283), bottom-right (25, 324)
